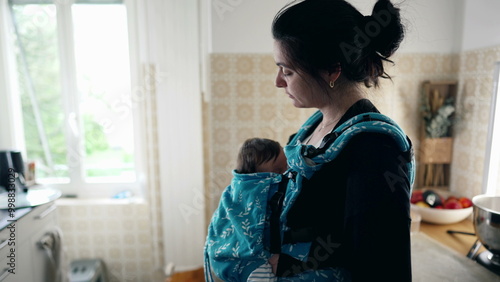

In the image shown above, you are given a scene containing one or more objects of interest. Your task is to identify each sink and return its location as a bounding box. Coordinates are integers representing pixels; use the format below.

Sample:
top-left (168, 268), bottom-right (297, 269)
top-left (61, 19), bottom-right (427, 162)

top-left (0, 185), bottom-right (62, 209)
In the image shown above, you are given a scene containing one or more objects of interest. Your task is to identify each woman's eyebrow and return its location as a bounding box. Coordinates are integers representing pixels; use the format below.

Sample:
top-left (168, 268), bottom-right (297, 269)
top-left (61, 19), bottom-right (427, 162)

top-left (276, 62), bottom-right (289, 68)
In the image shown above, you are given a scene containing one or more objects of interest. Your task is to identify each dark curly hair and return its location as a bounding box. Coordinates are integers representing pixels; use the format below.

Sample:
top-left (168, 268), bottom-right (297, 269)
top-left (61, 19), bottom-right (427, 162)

top-left (236, 138), bottom-right (282, 174)
top-left (272, 0), bottom-right (405, 88)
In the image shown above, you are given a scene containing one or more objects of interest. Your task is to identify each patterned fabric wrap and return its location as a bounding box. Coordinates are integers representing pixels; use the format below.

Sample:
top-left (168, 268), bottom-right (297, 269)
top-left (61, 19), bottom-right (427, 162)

top-left (276, 111), bottom-right (415, 281)
top-left (205, 170), bottom-right (282, 281)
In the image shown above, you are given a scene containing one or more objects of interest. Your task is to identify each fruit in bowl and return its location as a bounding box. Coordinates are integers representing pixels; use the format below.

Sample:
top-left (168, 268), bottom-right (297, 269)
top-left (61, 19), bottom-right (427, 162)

top-left (410, 189), bottom-right (473, 224)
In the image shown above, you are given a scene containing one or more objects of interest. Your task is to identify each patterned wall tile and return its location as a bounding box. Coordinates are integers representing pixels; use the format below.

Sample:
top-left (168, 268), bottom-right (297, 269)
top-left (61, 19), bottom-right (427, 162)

top-left (57, 201), bottom-right (154, 282)
top-left (451, 45), bottom-right (500, 198)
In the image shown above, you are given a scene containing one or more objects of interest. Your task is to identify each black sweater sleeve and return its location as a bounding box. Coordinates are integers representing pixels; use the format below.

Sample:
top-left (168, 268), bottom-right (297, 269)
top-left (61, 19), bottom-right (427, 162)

top-left (342, 133), bottom-right (412, 282)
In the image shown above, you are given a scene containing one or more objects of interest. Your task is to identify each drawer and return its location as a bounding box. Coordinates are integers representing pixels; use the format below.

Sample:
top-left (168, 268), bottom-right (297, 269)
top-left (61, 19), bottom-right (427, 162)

top-left (16, 204), bottom-right (57, 245)
top-left (0, 225), bottom-right (14, 260)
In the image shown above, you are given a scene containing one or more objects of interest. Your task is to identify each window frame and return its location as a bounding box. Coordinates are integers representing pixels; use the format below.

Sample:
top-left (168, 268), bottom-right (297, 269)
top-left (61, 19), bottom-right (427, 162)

top-left (4, 0), bottom-right (144, 198)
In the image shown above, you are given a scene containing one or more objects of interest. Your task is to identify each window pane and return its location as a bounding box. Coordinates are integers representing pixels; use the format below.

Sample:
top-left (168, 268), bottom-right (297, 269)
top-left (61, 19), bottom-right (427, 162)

top-left (72, 4), bottom-right (135, 182)
top-left (11, 4), bottom-right (70, 182)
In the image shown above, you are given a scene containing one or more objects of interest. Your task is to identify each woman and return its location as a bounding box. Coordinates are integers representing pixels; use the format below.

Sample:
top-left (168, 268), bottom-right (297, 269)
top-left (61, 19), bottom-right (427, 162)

top-left (271, 0), bottom-right (413, 281)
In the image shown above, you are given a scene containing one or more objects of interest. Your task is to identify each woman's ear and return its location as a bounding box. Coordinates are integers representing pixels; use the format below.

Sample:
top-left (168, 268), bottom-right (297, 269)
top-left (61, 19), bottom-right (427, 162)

top-left (328, 64), bottom-right (342, 83)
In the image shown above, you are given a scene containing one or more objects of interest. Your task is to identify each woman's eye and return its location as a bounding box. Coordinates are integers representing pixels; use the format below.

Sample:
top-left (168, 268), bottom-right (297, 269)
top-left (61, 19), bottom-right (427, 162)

top-left (281, 67), bottom-right (292, 76)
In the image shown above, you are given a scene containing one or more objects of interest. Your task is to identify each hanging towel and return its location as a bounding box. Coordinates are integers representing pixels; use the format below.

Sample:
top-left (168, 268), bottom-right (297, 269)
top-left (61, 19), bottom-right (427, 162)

top-left (38, 227), bottom-right (66, 282)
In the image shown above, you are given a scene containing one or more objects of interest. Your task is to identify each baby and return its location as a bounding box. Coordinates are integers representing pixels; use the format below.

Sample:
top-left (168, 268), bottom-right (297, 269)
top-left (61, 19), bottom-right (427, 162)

top-left (205, 138), bottom-right (287, 282)
top-left (236, 137), bottom-right (287, 175)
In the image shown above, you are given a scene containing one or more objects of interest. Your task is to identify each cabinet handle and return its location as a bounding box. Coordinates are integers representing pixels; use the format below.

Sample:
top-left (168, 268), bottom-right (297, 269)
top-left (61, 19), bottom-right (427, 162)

top-left (0, 240), bottom-right (7, 251)
top-left (35, 204), bottom-right (57, 220)
top-left (0, 268), bottom-right (10, 281)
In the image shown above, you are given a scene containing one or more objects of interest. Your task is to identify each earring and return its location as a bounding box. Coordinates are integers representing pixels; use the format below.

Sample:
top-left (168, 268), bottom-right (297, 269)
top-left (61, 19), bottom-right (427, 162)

top-left (329, 81), bottom-right (335, 88)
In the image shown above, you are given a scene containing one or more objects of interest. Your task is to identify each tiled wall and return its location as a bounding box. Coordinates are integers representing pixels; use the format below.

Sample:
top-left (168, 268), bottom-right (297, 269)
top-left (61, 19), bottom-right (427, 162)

top-left (56, 200), bottom-right (158, 282)
top-left (452, 46), bottom-right (500, 197)
top-left (204, 52), bottom-right (460, 219)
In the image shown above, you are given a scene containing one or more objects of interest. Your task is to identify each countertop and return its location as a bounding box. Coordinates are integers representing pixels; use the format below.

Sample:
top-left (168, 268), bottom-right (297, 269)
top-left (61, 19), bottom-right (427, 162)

top-left (420, 219), bottom-right (485, 255)
top-left (412, 219), bottom-right (500, 281)
top-left (0, 185), bottom-right (61, 231)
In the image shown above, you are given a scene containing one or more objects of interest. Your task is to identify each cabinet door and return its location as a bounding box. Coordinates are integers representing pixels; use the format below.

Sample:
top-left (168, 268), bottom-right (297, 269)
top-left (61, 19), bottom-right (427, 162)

top-left (0, 203), bottom-right (59, 282)
top-left (0, 239), bottom-right (32, 282)
top-left (28, 206), bottom-right (58, 282)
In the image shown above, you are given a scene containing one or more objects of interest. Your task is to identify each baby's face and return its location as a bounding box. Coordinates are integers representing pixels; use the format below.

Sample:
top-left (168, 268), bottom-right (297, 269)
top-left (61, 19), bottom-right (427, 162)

top-left (256, 148), bottom-right (288, 174)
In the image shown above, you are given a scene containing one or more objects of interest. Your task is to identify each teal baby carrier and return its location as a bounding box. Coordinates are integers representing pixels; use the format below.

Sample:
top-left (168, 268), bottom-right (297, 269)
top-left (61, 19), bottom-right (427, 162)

top-left (204, 111), bottom-right (414, 281)
top-left (205, 170), bottom-right (283, 281)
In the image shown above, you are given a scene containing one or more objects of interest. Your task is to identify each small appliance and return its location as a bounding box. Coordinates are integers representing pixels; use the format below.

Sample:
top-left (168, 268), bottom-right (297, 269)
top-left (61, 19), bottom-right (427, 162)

top-left (0, 150), bottom-right (27, 192)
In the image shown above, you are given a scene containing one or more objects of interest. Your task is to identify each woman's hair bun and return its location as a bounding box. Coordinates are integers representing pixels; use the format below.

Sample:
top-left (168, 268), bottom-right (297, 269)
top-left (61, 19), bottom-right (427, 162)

top-left (272, 0), bottom-right (405, 88)
top-left (364, 0), bottom-right (404, 57)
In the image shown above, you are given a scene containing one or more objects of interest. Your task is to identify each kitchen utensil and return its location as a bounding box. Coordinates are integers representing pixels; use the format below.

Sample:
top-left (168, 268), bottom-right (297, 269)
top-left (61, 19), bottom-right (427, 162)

top-left (472, 195), bottom-right (500, 275)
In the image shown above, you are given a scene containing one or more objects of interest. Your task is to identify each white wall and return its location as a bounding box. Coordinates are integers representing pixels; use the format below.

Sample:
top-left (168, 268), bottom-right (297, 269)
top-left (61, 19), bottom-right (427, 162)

top-left (210, 0), bottom-right (464, 54)
top-left (210, 0), bottom-right (285, 53)
top-left (462, 0), bottom-right (500, 51)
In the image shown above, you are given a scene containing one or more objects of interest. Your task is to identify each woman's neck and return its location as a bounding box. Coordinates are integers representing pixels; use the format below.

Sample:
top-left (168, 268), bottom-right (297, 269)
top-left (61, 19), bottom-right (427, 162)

top-left (318, 86), bottom-right (364, 127)
top-left (304, 86), bottom-right (364, 147)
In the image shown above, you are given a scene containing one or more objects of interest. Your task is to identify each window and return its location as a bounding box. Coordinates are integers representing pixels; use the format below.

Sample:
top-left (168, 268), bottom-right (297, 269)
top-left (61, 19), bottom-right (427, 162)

top-left (483, 62), bottom-right (500, 196)
top-left (7, 0), bottom-right (140, 197)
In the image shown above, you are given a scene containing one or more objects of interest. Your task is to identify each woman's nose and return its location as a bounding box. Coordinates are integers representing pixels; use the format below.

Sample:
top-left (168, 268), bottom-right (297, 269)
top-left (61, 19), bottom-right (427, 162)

top-left (275, 73), bottom-right (286, 88)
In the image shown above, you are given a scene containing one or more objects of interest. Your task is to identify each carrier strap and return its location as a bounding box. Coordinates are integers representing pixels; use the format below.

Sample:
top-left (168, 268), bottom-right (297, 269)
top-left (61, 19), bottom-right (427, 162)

top-left (269, 174), bottom-right (290, 253)
top-left (303, 114), bottom-right (413, 164)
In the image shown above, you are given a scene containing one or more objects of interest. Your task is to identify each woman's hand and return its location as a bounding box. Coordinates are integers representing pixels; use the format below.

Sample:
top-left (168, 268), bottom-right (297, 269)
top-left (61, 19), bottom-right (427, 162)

top-left (268, 254), bottom-right (280, 274)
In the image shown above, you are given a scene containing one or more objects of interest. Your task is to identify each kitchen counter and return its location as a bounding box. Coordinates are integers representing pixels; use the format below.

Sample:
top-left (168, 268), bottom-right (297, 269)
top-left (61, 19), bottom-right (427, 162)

top-left (420, 219), bottom-right (485, 255)
top-left (412, 220), bottom-right (500, 281)
top-left (0, 185), bottom-right (61, 231)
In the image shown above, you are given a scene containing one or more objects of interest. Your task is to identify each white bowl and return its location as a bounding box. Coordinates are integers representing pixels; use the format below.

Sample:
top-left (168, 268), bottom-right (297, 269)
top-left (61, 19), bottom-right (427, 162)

top-left (410, 204), bottom-right (472, 224)
top-left (410, 189), bottom-right (473, 224)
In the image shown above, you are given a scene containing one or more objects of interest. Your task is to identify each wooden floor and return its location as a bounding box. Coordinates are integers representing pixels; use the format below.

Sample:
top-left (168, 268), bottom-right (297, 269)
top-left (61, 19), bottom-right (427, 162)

top-left (167, 267), bottom-right (205, 282)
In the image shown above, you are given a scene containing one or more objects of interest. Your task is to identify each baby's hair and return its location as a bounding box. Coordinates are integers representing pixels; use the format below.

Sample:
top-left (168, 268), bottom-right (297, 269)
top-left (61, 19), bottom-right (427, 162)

top-left (236, 138), bottom-right (282, 174)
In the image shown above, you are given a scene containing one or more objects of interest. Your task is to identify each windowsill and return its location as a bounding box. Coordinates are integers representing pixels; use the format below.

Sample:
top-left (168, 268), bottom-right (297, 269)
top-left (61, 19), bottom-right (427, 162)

top-left (55, 196), bottom-right (146, 206)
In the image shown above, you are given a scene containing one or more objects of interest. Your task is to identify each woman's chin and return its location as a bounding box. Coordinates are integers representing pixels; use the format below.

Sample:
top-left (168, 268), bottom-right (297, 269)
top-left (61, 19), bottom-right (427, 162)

top-left (291, 101), bottom-right (307, 108)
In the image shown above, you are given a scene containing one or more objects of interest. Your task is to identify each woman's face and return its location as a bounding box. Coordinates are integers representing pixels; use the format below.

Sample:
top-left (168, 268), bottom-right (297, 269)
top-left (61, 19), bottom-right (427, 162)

top-left (273, 41), bottom-right (328, 108)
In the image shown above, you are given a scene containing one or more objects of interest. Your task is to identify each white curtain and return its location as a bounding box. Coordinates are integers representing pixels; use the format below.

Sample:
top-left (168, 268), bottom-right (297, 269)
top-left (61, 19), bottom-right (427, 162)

top-left (0, 0), bottom-right (25, 151)
top-left (132, 0), bottom-right (206, 271)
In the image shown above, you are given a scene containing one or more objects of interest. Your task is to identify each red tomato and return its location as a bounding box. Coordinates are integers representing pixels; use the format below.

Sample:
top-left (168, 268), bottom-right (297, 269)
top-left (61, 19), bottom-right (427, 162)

top-left (444, 201), bottom-right (463, 209)
top-left (458, 197), bottom-right (473, 208)
top-left (411, 190), bottom-right (424, 204)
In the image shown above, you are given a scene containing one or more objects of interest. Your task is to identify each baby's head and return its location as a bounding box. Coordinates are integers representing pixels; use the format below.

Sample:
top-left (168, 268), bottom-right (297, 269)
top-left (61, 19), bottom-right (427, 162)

top-left (236, 138), bottom-right (287, 174)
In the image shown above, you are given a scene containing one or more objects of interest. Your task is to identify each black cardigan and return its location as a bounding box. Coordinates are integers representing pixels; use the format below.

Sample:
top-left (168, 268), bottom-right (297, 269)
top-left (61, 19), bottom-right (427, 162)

top-left (277, 99), bottom-right (412, 282)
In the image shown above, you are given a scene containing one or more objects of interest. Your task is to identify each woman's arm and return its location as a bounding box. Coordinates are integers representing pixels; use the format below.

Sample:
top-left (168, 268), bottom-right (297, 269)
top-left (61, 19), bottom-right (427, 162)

top-left (343, 133), bottom-right (412, 282)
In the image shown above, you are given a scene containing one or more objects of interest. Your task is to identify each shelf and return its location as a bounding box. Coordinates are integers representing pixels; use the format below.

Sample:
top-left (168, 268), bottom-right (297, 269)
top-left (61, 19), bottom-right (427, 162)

top-left (417, 81), bottom-right (457, 189)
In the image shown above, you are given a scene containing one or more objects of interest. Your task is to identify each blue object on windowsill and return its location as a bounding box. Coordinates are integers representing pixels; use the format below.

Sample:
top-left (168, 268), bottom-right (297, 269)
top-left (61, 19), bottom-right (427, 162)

top-left (112, 191), bottom-right (133, 199)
